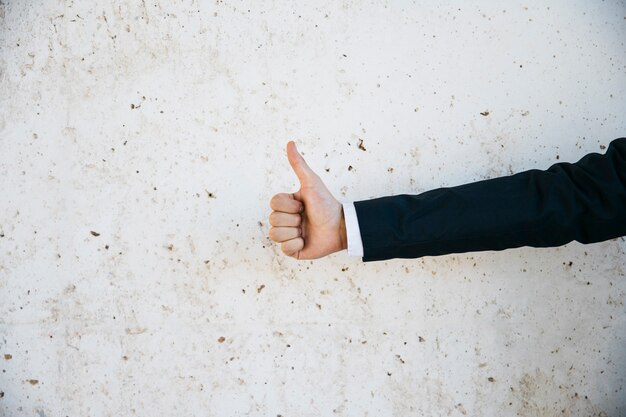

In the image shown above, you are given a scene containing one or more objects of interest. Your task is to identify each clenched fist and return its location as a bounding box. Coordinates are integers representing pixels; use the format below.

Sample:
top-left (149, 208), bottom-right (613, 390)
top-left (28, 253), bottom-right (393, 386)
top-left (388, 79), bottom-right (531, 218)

top-left (269, 141), bottom-right (347, 259)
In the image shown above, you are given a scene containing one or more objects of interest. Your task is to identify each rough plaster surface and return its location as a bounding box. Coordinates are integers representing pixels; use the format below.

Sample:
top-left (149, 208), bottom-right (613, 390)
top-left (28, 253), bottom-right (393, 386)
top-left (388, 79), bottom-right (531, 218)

top-left (1, 1), bottom-right (625, 416)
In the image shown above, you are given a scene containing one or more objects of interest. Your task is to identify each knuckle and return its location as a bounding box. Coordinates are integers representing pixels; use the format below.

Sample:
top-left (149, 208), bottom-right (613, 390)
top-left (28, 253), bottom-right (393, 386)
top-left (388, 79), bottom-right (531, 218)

top-left (269, 194), bottom-right (280, 208)
top-left (282, 245), bottom-right (294, 257)
top-left (290, 237), bottom-right (303, 250)
top-left (270, 193), bottom-right (287, 207)
top-left (289, 202), bottom-right (301, 214)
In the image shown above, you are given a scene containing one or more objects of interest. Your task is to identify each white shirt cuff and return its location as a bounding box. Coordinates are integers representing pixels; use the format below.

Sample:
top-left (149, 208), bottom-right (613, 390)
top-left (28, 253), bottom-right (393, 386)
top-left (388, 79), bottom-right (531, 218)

top-left (342, 202), bottom-right (364, 257)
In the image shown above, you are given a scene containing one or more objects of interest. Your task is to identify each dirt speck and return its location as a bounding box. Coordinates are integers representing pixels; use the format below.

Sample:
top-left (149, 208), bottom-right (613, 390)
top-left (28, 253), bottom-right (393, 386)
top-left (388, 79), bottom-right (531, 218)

top-left (600, 144), bottom-right (606, 150)
top-left (4, 354), bottom-right (12, 360)
top-left (488, 377), bottom-right (495, 382)
top-left (205, 190), bottom-right (216, 199)
top-left (90, 231), bottom-right (100, 237)
top-left (480, 111), bottom-right (490, 116)
top-left (348, 165), bottom-right (353, 171)
top-left (27, 379), bottom-right (39, 385)
top-left (256, 284), bottom-right (265, 293)
top-left (217, 336), bottom-right (226, 343)
top-left (125, 327), bottom-right (147, 335)
top-left (357, 139), bottom-right (366, 151)
top-left (418, 336), bottom-right (426, 342)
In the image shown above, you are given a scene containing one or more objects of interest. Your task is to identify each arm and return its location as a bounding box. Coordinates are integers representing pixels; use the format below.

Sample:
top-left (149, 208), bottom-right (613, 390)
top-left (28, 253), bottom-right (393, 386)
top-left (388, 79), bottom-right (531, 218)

top-left (354, 138), bottom-right (626, 261)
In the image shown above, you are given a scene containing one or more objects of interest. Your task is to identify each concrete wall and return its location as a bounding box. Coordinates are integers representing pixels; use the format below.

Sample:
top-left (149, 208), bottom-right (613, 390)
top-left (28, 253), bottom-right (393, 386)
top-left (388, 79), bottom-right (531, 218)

top-left (1, 1), bottom-right (625, 416)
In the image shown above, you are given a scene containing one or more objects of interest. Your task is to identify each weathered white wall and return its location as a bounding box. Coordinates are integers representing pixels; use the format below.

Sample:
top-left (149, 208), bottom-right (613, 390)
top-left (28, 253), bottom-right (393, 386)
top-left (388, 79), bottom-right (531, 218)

top-left (1, 1), bottom-right (625, 416)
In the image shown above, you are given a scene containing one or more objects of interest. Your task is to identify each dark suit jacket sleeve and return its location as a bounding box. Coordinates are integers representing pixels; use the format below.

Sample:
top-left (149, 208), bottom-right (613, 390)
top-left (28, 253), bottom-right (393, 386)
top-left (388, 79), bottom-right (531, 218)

top-left (354, 138), bottom-right (626, 262)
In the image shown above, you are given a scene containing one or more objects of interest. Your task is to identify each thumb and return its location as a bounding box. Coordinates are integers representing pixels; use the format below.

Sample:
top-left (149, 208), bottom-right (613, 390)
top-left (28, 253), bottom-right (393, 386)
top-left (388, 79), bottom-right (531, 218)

top-left (287, 141), bottom-right (317, 185)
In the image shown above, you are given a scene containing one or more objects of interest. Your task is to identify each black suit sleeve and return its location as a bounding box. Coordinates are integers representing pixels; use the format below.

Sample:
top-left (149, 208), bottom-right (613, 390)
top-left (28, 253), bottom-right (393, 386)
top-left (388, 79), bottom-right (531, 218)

top-left (354, 138), bottom-right (626, 262)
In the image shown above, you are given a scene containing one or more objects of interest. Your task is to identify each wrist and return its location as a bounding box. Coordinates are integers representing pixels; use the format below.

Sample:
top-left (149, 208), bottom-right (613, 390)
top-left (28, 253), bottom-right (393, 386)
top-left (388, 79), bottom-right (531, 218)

top-left (338, 205), bottom-right (348, 251)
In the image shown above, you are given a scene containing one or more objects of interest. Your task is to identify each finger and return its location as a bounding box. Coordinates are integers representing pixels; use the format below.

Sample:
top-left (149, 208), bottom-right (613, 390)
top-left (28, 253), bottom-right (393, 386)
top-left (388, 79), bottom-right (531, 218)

top-left (287, 141), bottom-right (317, 185)
top-left (269, 211), bottom-right (301, 227)
top-left (269, 226), bottom-right (301, 243)
top-left (270, 193), bottom-right (303, 213)
top-left (281, 237), bottom-right (304, 257)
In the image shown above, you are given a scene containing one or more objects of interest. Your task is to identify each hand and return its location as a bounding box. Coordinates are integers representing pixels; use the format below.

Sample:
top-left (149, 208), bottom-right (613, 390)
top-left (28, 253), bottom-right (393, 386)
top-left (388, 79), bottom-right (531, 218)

top-left (269, 141), bottom-right (347, 259)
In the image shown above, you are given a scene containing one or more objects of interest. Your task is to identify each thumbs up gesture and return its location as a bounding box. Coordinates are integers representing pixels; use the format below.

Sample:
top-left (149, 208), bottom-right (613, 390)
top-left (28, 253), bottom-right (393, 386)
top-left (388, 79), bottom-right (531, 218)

top-left (269, 141), bottom-right (347, 259)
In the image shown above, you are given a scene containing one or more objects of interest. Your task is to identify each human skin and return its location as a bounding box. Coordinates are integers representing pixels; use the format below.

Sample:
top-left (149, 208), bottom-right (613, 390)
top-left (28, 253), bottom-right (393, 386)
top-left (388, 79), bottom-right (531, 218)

top-left (268, 141), bottom-right (347, 259)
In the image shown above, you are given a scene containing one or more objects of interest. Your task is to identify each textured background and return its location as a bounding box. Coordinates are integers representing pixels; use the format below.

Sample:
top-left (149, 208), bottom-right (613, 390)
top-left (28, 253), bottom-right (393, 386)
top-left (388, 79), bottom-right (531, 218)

top-left (1, 0), bottom-right (625, 416)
